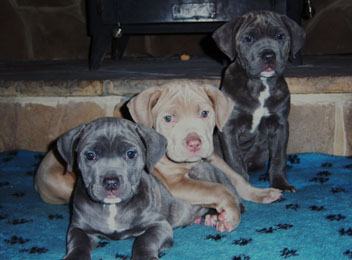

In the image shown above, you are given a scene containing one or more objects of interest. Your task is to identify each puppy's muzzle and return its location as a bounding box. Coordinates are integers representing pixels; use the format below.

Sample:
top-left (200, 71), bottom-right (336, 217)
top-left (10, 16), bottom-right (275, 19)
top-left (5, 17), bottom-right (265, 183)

top-left (260, 49), bottom-right (277, 77)
top-left (185, 133), bottom-right (202, 153)
top-left (101, 174), bottom-right (123, 204)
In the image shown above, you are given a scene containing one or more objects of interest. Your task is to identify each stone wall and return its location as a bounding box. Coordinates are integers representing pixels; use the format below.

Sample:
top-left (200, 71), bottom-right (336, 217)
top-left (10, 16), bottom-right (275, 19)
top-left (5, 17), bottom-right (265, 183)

top-left (1, 0), bottom-right (352, 61)
top-left (1, 77), bottom-right (351, 156)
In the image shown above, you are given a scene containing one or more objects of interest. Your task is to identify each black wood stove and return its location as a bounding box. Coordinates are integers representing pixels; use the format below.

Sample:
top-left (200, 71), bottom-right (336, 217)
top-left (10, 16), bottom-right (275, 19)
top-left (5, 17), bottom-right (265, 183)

top-left (87, 0), bottom-right (301, 69)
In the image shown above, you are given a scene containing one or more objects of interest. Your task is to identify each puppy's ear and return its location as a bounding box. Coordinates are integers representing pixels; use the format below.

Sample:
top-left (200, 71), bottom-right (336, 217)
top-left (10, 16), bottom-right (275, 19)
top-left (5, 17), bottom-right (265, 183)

top-left (57, 124), bottom-right (86, 172)
top-left (135, 123), bottom-right (167, 174)
top-left (127, 87), bottom-right (162, 128)
top-left (281, 15), bottom-right (306, 60)
top-left (204, 86), bottom-right (234, 132)
top-left (212, 16), bottom-right (244, 61)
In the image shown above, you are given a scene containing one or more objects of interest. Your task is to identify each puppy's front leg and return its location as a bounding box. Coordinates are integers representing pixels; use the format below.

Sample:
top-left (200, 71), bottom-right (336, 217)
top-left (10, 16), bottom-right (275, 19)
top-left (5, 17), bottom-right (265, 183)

top-left (63, 227), bottom-right (98, 260)
top-left (132, 221), bottom-right (173, 260)
top-left (217, 129), bottom-right (248, 179)
top-left (209, 154), bottom-right (282, 203)
top-left (267, 117), bottom-right (296, 192)
top-left (169, 175), bottom-right (241, 232)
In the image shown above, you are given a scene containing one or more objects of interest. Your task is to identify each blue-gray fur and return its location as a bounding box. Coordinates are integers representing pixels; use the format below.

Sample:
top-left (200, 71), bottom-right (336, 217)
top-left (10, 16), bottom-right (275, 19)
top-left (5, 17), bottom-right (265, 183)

top-left (57, 117), bottom-right (236, 260)
top-left (212, 11), bottom-right (306, 192)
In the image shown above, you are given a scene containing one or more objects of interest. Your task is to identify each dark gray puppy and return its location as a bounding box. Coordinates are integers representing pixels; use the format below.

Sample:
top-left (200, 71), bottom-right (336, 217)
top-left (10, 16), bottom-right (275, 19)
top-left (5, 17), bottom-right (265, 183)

top-left (58, 117), bottom-right (238, 260)
top-left (212, 10), bottom-right (306, 192)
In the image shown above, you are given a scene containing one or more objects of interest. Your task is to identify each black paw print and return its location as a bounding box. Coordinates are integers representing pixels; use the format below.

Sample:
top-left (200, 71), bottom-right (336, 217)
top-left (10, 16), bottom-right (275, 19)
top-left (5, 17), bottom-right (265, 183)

top-left (276, 224), bottom-right (294, 230)
top-left (0, 182), bottom-right (10, 188)
top-left (115, 253), bottom-right (130, 259)
top-left (256, 227), bottom-right (275, 234)
top-left (12, 192), bottom-right (25, 198)
top-left (97, 241), bottom-right (109, 248)
top-left (258, 173), bottom-right (269, 182)
top-left (331, 187), bottom-right (346, 194)
top-left (20, 247), bottom-right (48, 254)
top-left (9, 218), bottom-right (33, 225)
top-left (2, 151), bottom-right (17, 163)
top-left (48, 214), bottom-right (64, 220)
top-left (158, 252), bottom-right (166, 258)
top-left (287, 155), bottom-right (300, 164)
top-left (4, 236), bottom-right (30, 245)
top-left (316, 171), bottom-right (332, 176)
top-left (339, 228), bottom-right (352, 236)
top-left (274, 197), bottom-right (287, 203)
top-left (285, 204), bottom-right (300, 211)
top-left (309, 177), bottom-right (329, 184)
top-left (280, 248), bottom-right (298, 258)
top-left (343, 250), bottom-right (352, 258)
top-left (233, 255), bottom-right (250, 260)
top-left (326, 214), bottom-right (346, 221)
top-left (0, 214), bottom-right (8, 220)
top-left (233, 238), bottom-right (252, 246)
top-left (206, 234), bottom-right (226, 241)
top-left (309, 205), bottom-right (326, 211)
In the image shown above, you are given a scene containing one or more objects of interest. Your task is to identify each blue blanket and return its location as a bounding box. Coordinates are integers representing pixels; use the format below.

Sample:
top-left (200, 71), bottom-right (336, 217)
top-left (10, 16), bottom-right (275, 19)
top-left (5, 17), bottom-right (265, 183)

top-left (0, 150), bottom-right (351, 260)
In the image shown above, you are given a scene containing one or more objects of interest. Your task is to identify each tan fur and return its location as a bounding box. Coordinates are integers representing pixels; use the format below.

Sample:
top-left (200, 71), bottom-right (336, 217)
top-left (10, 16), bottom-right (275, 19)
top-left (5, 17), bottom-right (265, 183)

top-left (154, 156), bottom-right (241, 220)
top-left (34, 149), bottom-right (75, 204)
top-left (35, 83), bottom-right (281, 232)
top-left (128, 83), bottom-right (282, 231)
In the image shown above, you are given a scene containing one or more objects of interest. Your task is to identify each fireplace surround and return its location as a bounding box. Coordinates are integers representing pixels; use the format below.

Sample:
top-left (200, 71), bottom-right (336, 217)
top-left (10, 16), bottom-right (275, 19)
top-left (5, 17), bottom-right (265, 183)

top-left (87, 0), bottom-right (301, 69)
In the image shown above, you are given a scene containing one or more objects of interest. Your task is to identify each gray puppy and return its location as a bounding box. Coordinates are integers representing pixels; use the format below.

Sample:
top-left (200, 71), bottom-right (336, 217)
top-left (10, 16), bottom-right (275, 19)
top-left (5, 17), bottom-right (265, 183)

top-left (212, 10), bottom-right (305, 191)
top-left (58, 117), bottom-right (238, 260)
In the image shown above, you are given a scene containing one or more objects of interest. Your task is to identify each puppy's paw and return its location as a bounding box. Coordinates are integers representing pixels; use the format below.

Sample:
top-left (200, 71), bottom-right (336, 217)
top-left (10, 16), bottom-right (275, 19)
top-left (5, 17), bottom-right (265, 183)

top-left (132, 257), bottom-right (159, 260)
top-left (271, 178), bottom-right (296, 192)
top-left (262, 188), bottom-right (282, 203)
top-left (204, 214), bottom-right (218, 227)
top-left (215, 208), bottom-right (241, 232)
top-left (274, 183), bottom-right (296, 192)
top-left (192, 217), bottom-right (202, 225)
top-left (63, 254), bottom-right (90, 260)
top-left (251, 187), bottom-right (282, 204)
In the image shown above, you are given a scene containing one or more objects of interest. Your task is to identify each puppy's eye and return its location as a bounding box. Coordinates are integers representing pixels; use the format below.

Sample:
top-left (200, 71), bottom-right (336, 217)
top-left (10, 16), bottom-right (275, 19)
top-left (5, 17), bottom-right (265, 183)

top-left (276, 33), bottom-right (285, 40)
top-left (244, 35), bottom-right (255, 43)
top-left (201, 110), bottom-right (209, 118)
top-left (86, 152), bottom-right (96, 161)
top-left (164, 115), bottom-right (172, 123)
top-left (126, 151), bottom-right (136, 159)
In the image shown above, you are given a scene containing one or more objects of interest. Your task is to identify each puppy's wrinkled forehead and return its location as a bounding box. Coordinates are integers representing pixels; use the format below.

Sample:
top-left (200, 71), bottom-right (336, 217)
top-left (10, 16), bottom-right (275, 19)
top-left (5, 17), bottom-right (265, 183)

top-left (238, 12), bottom-right (286, 38)
top-left (77, 121), bottom-right (143, 155)
top-left (152, 85), bottom-right (213, 115)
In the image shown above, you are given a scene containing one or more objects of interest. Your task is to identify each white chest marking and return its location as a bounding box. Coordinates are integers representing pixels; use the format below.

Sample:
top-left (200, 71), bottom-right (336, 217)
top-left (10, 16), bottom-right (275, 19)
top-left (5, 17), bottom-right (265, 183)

top-left (251, 78), bottom-right (271, 132)
top-left (106, 204), bottom-right (117, 230)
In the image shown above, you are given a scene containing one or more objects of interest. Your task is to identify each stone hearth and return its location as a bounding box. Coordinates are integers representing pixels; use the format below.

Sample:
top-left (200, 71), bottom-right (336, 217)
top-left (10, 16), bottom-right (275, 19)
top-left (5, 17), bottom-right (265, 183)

top-left (0, 56), bottom-right (351, 156)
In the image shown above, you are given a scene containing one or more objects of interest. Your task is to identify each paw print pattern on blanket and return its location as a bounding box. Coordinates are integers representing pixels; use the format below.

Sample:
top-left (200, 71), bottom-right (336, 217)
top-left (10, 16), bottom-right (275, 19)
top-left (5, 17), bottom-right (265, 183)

top-left (0, 151), bottom-right (351, 259)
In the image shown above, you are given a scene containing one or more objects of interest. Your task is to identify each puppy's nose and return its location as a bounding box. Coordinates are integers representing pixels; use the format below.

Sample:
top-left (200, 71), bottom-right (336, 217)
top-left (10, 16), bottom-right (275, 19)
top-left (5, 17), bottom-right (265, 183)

top-left (103, 178), bottom-right (120, 191)
top-left (186, 135), bottom-right (202, 153)
top-left (262, 51), bottom-right (276, 63)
